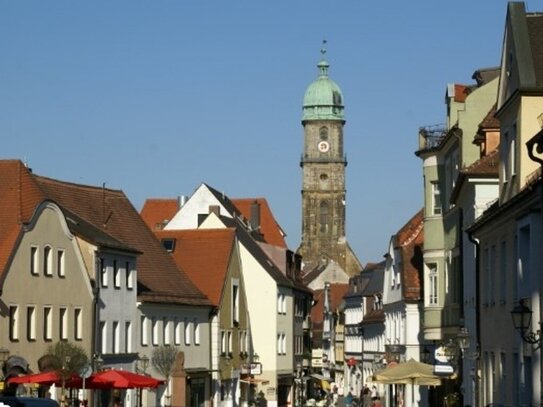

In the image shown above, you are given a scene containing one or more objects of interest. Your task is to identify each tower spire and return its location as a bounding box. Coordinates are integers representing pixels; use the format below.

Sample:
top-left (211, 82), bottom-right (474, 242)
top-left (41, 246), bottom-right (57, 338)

top-left (318, 40), bottom-right (329, 78)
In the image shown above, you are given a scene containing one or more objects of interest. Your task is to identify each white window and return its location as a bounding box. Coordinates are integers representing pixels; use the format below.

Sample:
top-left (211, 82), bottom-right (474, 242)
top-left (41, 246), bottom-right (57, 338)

top-left (27, 306), bottom-right (36, 341)
top-left (221, 330), bottom-right (226, 355)
top-left (164, 318), bottom-right (171, 345)
top-left (74, 308), bottom-right (82, 340)
top-left (57, 249), bottom-right (65, 277)
top-left (174, 319), bottom-right (181, 345)
top-left (277, 293), bottom-right (286, 314)
top-left (100, 321), bottom-right (107, 353)
top-left (428, 263), bottom-right (438, 306)
top-left (185, 319), bottom-right (192, 346)
top-left (152, 318), bottom-right (158, 346)
top-left (44, 246), bottom-right (53, 276)
top-left (194, 319), bottom-right (200, 345)
top-left (113, 260), bottom-right (121, 289)
top-left (43, 306), bottom-right (52, 340)
top-left (100, 258), bottom-right (108, 287)
top-left (125, 322), bottom-right (132, 353)
top-left (277, 334), bottom-right (281, 355)
top-left (60, 307), bottom-right (68, 340)
top-left (126, 262), bottom-right (133, 290)
top-left (141, 316), bottom-right (148, 346)
top-left (112, 321), bottom-right (119, 353)
top-left (30, 246), bottom-right (39, 275)
top-left (227, 331), bottom-right (232, 355)
top-left (431, 182), bottom-right (441, 215)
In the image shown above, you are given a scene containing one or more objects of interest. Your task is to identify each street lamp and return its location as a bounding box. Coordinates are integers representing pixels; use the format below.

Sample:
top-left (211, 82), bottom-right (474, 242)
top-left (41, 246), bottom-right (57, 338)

top-left (511, 299), bottom-right (541, 349)
top-left (456, 328), bottom-right (470, 358)
top-left (137, 355), bottom-right (149, 374)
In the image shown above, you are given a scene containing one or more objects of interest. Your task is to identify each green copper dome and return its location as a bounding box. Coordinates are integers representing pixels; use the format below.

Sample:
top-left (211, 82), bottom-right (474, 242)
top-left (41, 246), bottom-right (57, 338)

top-left (303, 55), bottom-right (344, 121)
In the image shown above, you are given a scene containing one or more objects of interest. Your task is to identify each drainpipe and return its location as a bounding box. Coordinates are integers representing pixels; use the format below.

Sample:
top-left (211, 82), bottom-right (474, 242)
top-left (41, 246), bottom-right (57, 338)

top-left (467, 232), bottom-right (480, 407)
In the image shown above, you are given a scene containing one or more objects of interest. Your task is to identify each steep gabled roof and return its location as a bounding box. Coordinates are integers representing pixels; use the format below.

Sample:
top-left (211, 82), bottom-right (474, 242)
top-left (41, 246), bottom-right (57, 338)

top-left (33, 175), bottom-right (210, 306)
top-left (154, 228), bottom-right (236, 306)
top-left (219, 215), bottom-right (296, 287)
top-left (394, 209), bottom-right (424, 302)
top-left (0, 160), bottom-right (47, 281)
top-left (140, 199), bottom-right (179, 231)
top-left (231, 198), bottom-right (287, 248)
top-left (0, 160), bottom-right (210, 306)
top-left (310, 283), bottom-right (349, 325)
top-left (450, 149), bottom-right (500, 203)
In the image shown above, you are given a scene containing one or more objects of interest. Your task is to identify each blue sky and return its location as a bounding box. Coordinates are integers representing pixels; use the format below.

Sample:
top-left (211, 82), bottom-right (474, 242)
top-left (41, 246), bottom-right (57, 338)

top-left (1, 1), bottom-right (516, 263)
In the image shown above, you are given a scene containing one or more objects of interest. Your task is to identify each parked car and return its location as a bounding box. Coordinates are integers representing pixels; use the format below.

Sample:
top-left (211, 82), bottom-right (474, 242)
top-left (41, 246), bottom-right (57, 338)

top-left (0, 397), bottom-right (60, 407)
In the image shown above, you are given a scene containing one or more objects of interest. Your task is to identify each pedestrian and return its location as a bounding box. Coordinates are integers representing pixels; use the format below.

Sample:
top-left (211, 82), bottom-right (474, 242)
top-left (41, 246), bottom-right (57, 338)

top-left (370, 385), bottom-right (378, 401)
top-left (345, 390), bottom-right (354, 406)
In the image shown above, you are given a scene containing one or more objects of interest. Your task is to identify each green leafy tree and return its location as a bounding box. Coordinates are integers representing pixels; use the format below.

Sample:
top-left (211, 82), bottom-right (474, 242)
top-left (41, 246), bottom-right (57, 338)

top-left (151, 346), bottom-right (179, 402)
top-left (44, 341), bottom-right (89, 405)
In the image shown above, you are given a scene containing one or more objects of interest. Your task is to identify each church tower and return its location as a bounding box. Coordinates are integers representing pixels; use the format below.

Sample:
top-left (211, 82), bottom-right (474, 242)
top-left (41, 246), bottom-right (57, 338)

top-left (297, 46), bottom-right (362, 277)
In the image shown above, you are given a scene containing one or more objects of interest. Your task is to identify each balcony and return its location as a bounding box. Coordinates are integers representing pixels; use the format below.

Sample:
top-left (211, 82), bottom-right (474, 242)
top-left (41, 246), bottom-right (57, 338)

top-left (418, 124), bottom-right (447, 152)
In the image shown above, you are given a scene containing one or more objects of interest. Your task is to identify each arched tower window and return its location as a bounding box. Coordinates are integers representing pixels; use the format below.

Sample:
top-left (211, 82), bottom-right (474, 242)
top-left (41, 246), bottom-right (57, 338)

top-left (319, 126), bottom-right (329, 141)
top-left (319, 201), bottom-right (329, 234)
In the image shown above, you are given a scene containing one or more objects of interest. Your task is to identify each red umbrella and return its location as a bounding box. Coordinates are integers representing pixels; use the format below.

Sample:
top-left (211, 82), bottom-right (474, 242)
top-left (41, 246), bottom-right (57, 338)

top-left (8, 371), bottom-right (82, 387)
top-left (88, 369), bottom-right (163, 389)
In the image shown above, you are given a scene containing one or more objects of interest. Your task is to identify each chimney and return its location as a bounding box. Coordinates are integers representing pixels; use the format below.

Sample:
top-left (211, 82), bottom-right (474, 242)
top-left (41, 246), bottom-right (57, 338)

top-left (250, 200), bottom-right (261, 231)
top-left (177, 195), bottom-right (188, 209)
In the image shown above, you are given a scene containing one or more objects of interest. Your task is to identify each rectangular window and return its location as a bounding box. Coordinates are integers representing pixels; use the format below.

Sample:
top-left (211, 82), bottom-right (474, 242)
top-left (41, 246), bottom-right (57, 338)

top-left (9, 305), bottom-right (19, 341)
top-left (490, 245), bottom-right (496, 305)
top-left (30, 246), bottom-right (39, 275)
top-left (74, 308), bottom-right (82, 340)
top-left (60, 307), bottom-right (68, 340)
top-left (277, 334), bottom-right (281, 355)
top-left (100, 321), bottom-right (107, 354)
top-left (113, 260), bottom-right (121, 289)
top-left (221, 330), bottom-right (226, 355)
top-left (44, 246), bottom-right (53, 276)
top-left (174, 319), bottom-right (181, 345)
top-left (510, 123), bottom-right (517, 177)
top-left (125, 322), bottom-right (132, 353)
top-left (431, 182), bottom-right (441, 215)
top-left (100, 258), bottom-right (108, 288)
top-left (164, 318), bottom-right (171, 345)
top-left (126, 262), bottom-right (133, 290)
top-left (232, 281), bottom-right (239, 325)
top-left (499, 241), bottom-right (507, 303)
top-left (428, 263), bottom-right (438, 306)
top-left (44, 306), bottom-right (53, 341)
top-left (227, 331), bottom-right (232, 355)
top-left (27, 306), bottom-right (36, 341)
top-left (185, 319), bottom-right (191, 346)
top-left (112, 321), bottom-right (119, 353)
top-left (194, 319), bottom-right (200, 345)
top-left (57, 249), bottom-right (65, 277)
top-left (152, 318), bottom-right (158, 346)
top-left (141, 316), bottom-right (148, 346)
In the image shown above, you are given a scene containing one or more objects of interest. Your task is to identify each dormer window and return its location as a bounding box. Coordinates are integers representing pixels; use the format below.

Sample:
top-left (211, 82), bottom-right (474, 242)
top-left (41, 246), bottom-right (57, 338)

top-left (162, 238), bottom-right (176, 253)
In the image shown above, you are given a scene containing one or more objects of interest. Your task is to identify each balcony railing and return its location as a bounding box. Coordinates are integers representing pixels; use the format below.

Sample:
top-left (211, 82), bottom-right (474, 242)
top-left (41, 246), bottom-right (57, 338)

top-left (419, 124), bottom-right (447, 150)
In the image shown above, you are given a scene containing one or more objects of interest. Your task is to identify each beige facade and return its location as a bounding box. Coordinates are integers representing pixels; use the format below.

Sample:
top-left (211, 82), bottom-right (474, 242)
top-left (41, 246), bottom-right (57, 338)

top-left (0, 201), bottom-right (94, 372)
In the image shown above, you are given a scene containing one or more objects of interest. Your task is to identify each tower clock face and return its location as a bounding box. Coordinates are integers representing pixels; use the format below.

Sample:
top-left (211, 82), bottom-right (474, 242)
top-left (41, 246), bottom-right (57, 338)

top-left (318, 141), bottom-right (330, 152)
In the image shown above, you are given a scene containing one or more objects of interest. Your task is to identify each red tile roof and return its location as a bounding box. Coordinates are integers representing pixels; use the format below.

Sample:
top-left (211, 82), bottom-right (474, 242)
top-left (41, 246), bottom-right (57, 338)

top-left (140, 199), bottom-right (179, 230)
top-left (394, 209), bottom-right (424, 302)
top-left (310, 283), bottom-right (348, 324)
top-left (0, 160), bottom-right (210, 306)
top-left (154, 228), bottom-right (236, 306)
top-left (231, 198), bottom-right (287, 248)
top-left (454, 84), bottom-right (471, 102)
top-left (0, 160), bottom-right (46, 282)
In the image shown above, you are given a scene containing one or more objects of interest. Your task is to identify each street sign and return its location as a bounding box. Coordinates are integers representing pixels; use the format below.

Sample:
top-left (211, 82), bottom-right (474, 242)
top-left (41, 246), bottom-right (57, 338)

top-left (241, 363), bottom-right (262, 375)
top-left (433, 364), bottom-right (454, 375)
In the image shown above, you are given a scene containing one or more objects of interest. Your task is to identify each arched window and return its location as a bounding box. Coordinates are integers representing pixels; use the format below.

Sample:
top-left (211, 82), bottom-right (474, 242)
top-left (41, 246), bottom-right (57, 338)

top-left (319, 201), bottom-right (329, 234)
top-left (319, 126), bottom-right (328, 141)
